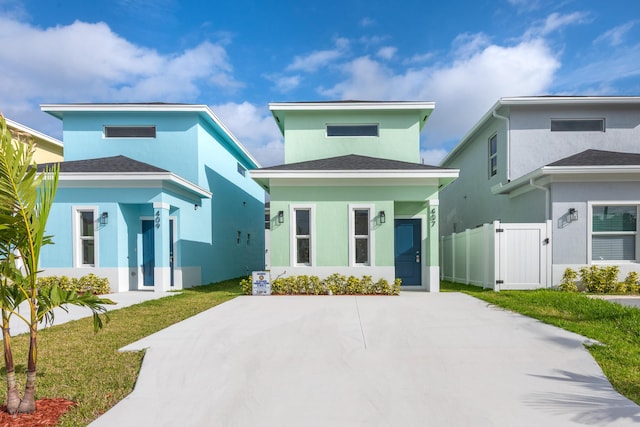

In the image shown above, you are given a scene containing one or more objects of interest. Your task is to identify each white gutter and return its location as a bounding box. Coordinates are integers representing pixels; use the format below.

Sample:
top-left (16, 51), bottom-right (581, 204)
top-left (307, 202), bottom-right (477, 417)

top-left (529, 178), bottom-right (550, 220)
top-left (492, 110), bottom-right (510, 181)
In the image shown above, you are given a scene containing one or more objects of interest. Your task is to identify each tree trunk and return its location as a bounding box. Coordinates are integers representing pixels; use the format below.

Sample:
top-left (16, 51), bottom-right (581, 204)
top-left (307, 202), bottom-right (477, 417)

top-left (17, 329), bottom-right (36, 414)
top-left (2, 314), bottom-right (21, 414)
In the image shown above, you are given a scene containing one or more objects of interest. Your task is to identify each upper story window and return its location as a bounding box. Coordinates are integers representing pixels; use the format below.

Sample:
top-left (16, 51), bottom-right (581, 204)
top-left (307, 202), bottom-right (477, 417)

top-left (326, 124), bottom-right (379, 137)
top-left (550, 119), bottom-right (605, 132)
top-left (237, 162), bottom-right (247, 177)
top-left (104, 126), bottom-right (156, 138)
top-left (488, 134), bottom-right (497, 178)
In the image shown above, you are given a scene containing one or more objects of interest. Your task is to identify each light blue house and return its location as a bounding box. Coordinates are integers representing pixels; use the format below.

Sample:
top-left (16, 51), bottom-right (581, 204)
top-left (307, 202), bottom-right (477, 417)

top-left (38, 103), bottom-right (265, 292)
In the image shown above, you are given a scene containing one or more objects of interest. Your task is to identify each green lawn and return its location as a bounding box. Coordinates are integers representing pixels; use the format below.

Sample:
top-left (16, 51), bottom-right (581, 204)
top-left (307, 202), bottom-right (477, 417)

top-left (441, 280), bottom-right (640, 405)
top-left (1, 278), bottom-right (243, 426)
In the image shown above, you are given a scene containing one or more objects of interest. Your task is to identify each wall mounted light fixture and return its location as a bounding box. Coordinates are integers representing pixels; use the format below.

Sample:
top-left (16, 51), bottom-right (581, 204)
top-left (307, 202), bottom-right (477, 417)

top-left (379, 210), bottom-right (386, 224)
top-left (568, 208), bottom-right (578, 222)
top-left (278, 210), bottom-right (284, 224)
top-left (100, 212), bottom-right (108, 225)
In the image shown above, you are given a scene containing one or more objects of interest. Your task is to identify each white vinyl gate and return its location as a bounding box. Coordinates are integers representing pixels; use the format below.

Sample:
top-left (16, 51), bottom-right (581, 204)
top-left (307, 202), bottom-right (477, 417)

top-left (440, 220), bottom-right (551, 290)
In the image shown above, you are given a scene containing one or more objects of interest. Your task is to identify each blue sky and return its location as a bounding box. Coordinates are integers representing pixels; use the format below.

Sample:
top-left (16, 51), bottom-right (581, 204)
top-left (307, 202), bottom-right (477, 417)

top-left (1, 0), bottom-right (639, 166)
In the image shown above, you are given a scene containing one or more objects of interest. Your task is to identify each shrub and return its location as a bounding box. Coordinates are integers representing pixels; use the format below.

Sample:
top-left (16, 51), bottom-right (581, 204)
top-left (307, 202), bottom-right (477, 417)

top-left (558, 268), bottom-right (578, 292)
top-left (240, 273), bottom-right (400, 295)
top-left (579, 265), bottom-right (619, 293)
top-left (37, 273), bottom-right (111, 295)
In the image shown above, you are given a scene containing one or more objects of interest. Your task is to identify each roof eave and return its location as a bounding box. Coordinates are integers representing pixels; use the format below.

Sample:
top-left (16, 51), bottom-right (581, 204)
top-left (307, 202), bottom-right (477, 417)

top-left (57, 172), bottom-right (212, 199)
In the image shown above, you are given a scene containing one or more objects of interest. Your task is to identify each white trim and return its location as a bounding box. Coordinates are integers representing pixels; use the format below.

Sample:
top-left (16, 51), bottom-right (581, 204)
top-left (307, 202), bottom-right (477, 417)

top-left (349, 204), bottom-right (375, 267)
top-left (269, 101), bottom-right (436, 111)
top-left (429, 199), bottom-right (439, 206)
top-left (251, 169), bottom-right (459, 180)
top-left (153, 202), bottom-right (170, 210)
top-left (5, 118), bottom-right (64, 148)
top-left (289, 204), bottom-right (316, 267)
top-left (588, 201), bottom-right (640, 263)
top-left (72, 206), bottom-right (98, 268)
top-left (57, 172), bottom-right (212, 198)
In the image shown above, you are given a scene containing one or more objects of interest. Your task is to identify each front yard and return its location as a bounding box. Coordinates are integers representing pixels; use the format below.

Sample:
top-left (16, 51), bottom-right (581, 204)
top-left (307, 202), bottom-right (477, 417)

top-left (2, 278), bottom-right (638, 425)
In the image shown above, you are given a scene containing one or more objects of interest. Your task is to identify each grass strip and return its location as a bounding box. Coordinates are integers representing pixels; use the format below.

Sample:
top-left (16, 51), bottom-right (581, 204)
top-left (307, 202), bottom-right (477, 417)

top-left (1, 278), bottom-right (243, 426)
top-left (441, 281), bottom-right (640, 405)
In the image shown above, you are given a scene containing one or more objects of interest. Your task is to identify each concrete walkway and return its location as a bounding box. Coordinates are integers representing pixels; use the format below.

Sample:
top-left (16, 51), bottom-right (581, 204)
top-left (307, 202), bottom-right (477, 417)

top-left (90, 293), bottom-right (639, 427)
top-left (7, 291), bottom-right (174, 336)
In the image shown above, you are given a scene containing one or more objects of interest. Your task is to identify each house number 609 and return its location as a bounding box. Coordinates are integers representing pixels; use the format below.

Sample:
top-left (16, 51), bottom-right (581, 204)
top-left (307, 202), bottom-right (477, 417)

top-left (155, 211), bottom-right (161, 229)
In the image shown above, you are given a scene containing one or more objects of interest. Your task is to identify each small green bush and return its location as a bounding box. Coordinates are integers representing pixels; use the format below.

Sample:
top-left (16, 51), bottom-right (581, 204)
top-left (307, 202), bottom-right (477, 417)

top-left (240, 273), bottom-right (401, 296)
top-left (623, 271), bottom-right (640, 294)
top-left (558, 268), bottom-right (578, 292)
top-left (37, 273), bottom-right (111, 295)
top-left (579, 265), bottom-right (620, 293)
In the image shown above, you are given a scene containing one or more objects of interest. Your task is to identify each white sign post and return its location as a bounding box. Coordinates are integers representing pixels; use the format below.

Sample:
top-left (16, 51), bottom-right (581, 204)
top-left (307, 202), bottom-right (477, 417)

top-left (252, 271), bottom-right (271, 296)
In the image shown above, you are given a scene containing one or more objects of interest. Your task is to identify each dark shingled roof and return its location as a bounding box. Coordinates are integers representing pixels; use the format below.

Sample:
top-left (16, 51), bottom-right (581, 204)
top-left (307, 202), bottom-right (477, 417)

top-left (547, 149), bottom-right (640, 167)
top-left (258, 154), bottom-right (447, 171)
top-left (37, 155), bottom-right (169, 173)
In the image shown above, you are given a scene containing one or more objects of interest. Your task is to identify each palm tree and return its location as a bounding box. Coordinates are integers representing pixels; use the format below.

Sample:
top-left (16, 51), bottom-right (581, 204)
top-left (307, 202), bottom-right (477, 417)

top-left (0, 114), bottom-right (114, 414)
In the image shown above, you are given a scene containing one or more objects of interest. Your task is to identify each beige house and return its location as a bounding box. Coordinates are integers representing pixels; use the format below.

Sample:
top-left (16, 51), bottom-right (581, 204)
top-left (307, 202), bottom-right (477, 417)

top-left (5, 117), bottom-right (63, 163)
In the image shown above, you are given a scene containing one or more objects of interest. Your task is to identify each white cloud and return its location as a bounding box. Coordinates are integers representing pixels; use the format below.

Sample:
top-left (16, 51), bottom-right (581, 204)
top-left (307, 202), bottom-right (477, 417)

top-left (404, 52), bottom-right (435, 65)
top-left (524, 12), bottom-right (591, 39)
top-left (286, 38), bottom-right (349, 73)
top-left (594, 21), bottom-right (638, 47)
top-left (212, 102), bottom-right (284, 167)
top-left (0, 17), bottom-right (240, 111)
top-left (451, 33), bottom-right (491, 59)
top-left (272, 75), bottom-right (301, 92)
top-left (376, 46), bottom-right (397, 60)
top-left (420, 149), bottom-right (449, 166)
top-left (360, 17), bottom-right (375, 27)
top-left (320, 37), bottom-right (559, 153)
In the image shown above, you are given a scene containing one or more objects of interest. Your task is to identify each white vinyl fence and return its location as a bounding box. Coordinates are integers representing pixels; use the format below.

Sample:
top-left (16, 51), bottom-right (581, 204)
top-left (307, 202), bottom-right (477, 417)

top-left (440, 221), bottom-right (551, 290)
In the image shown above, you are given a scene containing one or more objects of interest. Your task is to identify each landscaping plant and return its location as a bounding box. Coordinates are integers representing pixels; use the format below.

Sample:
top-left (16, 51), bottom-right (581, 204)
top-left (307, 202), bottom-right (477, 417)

top-left (0, 115), bottom-right (113, 414)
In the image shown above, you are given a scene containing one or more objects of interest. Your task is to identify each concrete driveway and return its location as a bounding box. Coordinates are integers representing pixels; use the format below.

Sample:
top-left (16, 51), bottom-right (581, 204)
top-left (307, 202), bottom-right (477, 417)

top-left (90, 293), bottom-right (639, 427)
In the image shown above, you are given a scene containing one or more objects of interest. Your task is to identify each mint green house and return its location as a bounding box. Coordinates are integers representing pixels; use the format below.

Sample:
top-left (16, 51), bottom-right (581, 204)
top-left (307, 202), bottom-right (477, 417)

top-left (251, 101), bottom-right (458, 291)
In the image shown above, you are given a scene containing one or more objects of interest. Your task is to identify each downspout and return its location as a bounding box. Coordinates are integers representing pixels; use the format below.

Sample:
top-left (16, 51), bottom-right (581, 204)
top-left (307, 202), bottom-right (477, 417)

top-left (529, 178), bottom-right (550, 220)
top-left (492, 110), bottom-right (510, 181)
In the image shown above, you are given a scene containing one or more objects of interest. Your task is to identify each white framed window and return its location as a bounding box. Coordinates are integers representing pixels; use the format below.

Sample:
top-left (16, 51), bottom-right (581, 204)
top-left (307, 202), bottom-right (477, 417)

top-left (73, 207), bottom-right (98, 267)
top-left (237, 162), bottom-right (247, 177)
top-left (290, 205), bottom-right (315, 266)
top-left (488, 133), bottom-right (497, 177)
top-left (326, 124), bottom-right (378, 137)
top-left (590, 204), bottom-right (638, 262)
top-left (349, 204), bottom-right (375, 266)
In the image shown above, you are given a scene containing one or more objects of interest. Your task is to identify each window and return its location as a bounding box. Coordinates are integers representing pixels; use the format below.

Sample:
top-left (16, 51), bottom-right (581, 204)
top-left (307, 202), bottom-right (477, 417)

top-left (295, 209), bottom-right (311, 265)
top-left (237, 163), bottom-right (247, 177)
top-left (77, 209), bottom-right (95, 266)
top-left (326, 124), bottom-right (378, 137)
top-left (349, 205), bottom-right (373, 266)
top-left (551, 119), bottom-right (605, 132)
top-left (354, 209), bottom-right (370, 264)
top-left (592, 205), bottom-right (637, 261)
top-left (488, 134), bottom-right (497, 177)
top-left (104, 126), bottom-right (156, 138)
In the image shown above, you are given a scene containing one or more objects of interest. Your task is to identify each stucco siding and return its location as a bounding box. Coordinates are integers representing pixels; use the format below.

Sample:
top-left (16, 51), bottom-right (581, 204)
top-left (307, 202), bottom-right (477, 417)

top-left (283, 110), bottom-right (421, 164)
top-left (509, 104), bottom-right (640, 180)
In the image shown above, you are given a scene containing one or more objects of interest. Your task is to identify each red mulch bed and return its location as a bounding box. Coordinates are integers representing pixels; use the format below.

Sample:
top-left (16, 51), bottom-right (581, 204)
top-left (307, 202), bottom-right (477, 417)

top-left (0, 399), bottom-right (76, 426)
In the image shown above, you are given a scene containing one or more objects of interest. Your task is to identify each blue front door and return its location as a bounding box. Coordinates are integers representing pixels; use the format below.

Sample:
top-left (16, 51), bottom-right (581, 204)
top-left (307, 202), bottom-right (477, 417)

top-left (142, 219), bottom-right (175, 287)
top-left (142, 220), bottom-right (154, 286)
top-left (394, 219), bottom-right (421, 286)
